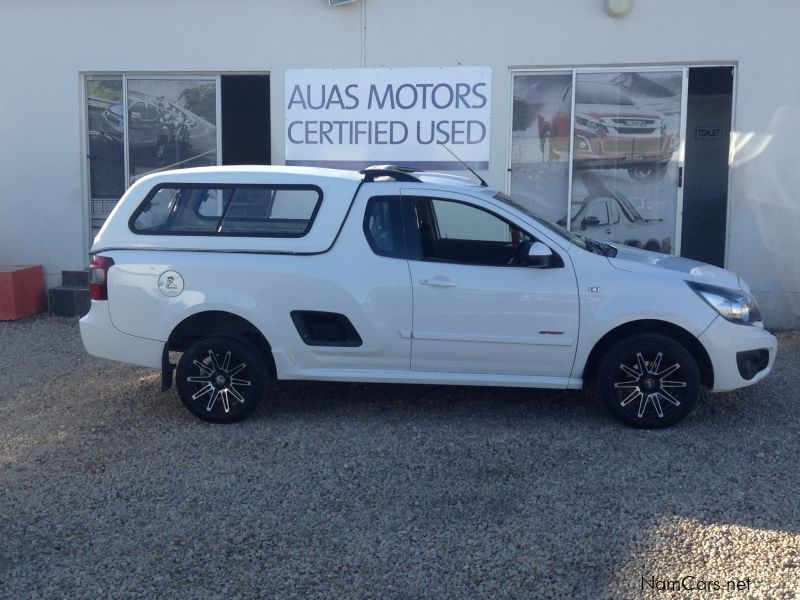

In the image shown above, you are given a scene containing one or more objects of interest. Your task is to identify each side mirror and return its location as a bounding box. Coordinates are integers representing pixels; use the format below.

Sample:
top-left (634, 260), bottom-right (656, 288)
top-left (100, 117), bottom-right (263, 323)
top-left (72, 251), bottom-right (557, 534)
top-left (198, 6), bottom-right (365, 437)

top-left (527, 241), bottom-right (554, 268)
top-left (580, 216), bottom-right (600, 231)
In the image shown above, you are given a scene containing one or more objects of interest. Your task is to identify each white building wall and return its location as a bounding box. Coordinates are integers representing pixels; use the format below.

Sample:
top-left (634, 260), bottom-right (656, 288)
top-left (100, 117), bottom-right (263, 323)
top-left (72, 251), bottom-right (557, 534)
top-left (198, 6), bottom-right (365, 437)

top-left (1, 0), bottom-right (799, 327)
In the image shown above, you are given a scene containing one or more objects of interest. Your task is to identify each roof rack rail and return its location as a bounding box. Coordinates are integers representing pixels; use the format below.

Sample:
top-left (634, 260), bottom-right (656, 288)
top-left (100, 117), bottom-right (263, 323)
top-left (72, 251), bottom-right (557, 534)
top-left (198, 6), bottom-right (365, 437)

top-left (359, 165), bottom-right (423, 183)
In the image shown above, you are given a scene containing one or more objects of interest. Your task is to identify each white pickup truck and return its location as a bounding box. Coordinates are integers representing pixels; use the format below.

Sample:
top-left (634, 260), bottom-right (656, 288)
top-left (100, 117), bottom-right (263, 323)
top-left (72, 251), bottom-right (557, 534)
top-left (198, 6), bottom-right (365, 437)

top-left (80, 165), bottom-right (776, 427)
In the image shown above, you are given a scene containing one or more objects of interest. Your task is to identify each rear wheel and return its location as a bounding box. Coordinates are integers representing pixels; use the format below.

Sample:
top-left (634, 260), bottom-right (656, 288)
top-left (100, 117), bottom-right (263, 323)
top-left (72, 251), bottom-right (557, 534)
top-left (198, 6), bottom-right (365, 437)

top-left (155, 137), bottom-right (168, 164)
top-left (597, 334), bottom-right (700, 428)
top-left (176, 335), bottom-right (267, 423)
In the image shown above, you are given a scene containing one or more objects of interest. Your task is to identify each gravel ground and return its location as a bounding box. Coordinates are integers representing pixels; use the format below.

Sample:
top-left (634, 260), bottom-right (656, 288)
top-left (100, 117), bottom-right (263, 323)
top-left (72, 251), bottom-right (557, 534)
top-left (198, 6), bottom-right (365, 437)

top-left (1, 315), bottom-right (799, 599)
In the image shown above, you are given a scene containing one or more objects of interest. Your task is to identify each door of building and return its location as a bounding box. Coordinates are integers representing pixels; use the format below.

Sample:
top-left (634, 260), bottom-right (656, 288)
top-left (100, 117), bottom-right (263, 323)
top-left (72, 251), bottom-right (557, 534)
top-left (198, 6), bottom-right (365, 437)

top-left (510, 67), bottom-right (689, 256)
top-left (680, 66), bottom-right (734, 267)
top-left (85, 73), bottom-right (270, 245)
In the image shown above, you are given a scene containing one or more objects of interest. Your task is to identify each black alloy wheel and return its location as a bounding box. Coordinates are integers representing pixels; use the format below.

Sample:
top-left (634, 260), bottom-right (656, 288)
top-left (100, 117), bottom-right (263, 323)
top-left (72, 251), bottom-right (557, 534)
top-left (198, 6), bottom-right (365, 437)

top-left (176, 335), bottom-right (267, 423)
top-left (598, 333), bottom-right (700, 428)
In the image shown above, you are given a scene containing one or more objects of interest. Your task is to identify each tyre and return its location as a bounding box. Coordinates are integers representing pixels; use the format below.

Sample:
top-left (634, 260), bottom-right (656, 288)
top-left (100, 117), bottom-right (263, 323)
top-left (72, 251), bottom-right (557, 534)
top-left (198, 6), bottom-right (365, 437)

top-left (541, 131), bottom-right (555, 163)
top-left (155, 137), bottom-right (167, 164)
top-left (643, 240), bottom-right (661, 252)
top-left (176, 335), bottom-right (267, 423)
top-left (627, 162), bottom-right (668, 182)
top-left (597, 333), bottom-right (700, 428)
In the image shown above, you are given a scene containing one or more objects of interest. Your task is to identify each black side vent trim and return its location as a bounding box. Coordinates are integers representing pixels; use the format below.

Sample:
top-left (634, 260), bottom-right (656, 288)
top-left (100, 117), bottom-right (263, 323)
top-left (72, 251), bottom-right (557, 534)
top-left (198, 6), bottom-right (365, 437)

top-left (290, 311), bottom-right (363, 347)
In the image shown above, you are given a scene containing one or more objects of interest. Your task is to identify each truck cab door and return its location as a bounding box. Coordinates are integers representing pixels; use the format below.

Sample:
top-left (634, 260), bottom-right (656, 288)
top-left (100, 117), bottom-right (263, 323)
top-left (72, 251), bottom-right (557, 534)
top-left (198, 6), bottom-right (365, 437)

top-left (402, 190), bottom-right (579, 378)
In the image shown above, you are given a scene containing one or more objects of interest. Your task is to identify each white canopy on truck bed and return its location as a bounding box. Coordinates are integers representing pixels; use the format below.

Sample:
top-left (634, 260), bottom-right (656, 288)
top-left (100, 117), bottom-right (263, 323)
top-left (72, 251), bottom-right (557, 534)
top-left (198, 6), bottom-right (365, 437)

top-left (91, 166), bottom-right (364, 255)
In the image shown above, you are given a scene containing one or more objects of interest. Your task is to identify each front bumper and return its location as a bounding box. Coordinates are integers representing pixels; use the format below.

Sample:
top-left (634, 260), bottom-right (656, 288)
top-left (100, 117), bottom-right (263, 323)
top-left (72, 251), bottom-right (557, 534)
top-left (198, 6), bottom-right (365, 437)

top-left (698, 316), bottom-right (778, 392)
top-left (79, 300), bottom-right (163, 369)
top-left (572, 129), bottom-right (673, 168)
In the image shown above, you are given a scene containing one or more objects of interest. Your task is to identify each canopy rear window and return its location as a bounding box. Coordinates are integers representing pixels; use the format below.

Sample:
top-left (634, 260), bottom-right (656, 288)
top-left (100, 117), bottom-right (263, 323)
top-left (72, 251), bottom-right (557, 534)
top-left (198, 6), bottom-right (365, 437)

top-left (130, 184), bottom-right (322, 237)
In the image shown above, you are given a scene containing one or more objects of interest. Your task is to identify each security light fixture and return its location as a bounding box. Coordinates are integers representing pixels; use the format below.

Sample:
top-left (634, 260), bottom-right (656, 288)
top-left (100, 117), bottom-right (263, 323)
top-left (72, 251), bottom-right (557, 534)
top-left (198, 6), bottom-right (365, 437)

top-left (606, 0), bottom-right (633, 18)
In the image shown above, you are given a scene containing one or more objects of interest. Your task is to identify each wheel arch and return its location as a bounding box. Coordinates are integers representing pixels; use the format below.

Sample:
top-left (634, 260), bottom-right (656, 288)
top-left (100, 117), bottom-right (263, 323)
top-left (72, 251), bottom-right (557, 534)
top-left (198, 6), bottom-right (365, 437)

top-left (582, 319), bottom-right (714, 389)
top-left (643, 239), bottom-right (661, 252)
top-left (164, 310), bottom-right (276, 387)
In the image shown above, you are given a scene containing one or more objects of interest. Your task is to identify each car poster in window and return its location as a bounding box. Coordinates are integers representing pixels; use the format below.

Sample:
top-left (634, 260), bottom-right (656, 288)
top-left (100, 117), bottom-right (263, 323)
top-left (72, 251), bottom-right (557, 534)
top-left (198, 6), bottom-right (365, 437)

top-left (510, 72), bottom-right (572, 224)
top-left (125, 78), bottom-right (218, 184)
top-left (511, 70), bottom-right (683, 255)
top-left (87, 77), bottom-right (125, 201)
top-left (86, 76), bottom-right (126, 235)
top-left (569, 71), bottom-right (682, 255)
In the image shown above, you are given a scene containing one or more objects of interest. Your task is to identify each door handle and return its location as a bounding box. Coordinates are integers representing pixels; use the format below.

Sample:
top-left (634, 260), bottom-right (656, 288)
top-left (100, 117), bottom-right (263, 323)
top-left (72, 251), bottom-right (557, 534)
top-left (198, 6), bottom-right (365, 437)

top-left (420, 277), bottom-right (456, 288)
top-left (605, 227), bottom-right (612, 234)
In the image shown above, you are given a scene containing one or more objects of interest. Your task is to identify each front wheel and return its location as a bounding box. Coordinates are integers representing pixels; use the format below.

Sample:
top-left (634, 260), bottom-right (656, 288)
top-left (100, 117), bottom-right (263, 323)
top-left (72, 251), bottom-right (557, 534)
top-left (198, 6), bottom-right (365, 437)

top-left (643, 240), bottom-right (662, 252)
top-left (541, 131), bottom-right (556, 163)
top-left (627, 162), bottom-right (668, 182)
top-left (176, 335), bottom-right (267, 423)
top-left (597, 334), bottom-right (700, 428)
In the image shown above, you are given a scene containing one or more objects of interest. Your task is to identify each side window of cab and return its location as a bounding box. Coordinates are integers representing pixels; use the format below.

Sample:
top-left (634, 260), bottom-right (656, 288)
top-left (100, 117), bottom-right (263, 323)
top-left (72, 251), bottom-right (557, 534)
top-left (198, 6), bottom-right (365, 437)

top-left (410, 196), bottom-right (556, 267)
top-left (361, 194), bottom-right (562, 268)
top-left (363, 196), bottom-right (405, 258)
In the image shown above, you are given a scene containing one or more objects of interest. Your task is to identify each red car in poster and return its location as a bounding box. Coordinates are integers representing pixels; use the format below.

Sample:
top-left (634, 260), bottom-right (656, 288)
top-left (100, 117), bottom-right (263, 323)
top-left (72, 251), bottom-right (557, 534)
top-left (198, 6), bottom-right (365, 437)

top-left (537, 81), bottom-right (676, 180)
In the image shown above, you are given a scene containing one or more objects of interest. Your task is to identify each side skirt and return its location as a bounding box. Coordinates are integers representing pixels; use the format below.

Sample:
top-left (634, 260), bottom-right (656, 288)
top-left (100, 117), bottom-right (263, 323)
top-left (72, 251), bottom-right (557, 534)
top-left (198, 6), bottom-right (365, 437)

top-left (273, 350), bottom-right (582, 389)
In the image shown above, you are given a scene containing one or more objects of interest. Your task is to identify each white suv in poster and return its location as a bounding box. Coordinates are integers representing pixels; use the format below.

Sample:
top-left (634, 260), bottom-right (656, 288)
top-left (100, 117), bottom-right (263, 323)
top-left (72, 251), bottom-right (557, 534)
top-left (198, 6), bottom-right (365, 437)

top-left (563, 172), bottom-right (673, 254)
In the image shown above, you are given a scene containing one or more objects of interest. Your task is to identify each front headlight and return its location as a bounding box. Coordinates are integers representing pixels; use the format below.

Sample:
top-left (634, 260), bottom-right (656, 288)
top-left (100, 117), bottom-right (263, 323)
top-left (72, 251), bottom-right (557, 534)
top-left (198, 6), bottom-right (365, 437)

top-left (687, 281), bottom-right (762, 325)
top-left (575, 115), bottom-right (601, 130)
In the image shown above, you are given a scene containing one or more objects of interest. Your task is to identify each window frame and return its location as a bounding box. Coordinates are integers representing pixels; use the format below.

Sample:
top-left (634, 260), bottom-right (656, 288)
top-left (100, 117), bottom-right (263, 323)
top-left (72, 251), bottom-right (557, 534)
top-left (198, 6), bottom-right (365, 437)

top-left (128, 182), bottom-right (323, 238)
top-left (362, 196), bottom-right (407, 259)
top-left (582, 198), bottom-right (610, 226)
top-left (405, 195), bottom-right (561, 269)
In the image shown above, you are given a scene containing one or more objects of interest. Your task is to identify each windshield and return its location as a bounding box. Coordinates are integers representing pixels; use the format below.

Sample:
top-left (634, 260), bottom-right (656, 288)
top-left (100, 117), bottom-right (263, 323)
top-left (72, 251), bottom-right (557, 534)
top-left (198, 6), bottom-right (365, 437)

top-left (492, 192), bottom-right (617, 257)
top-left (576, 82), bottom-right (635, 106)
top-left (611, 191), bottom-right (643, 221)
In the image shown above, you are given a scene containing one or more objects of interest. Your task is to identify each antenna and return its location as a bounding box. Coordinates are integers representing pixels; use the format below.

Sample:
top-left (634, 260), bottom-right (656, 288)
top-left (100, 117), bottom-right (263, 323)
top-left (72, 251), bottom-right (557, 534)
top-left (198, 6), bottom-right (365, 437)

top-left (438, 142), bottom-right (488, 187)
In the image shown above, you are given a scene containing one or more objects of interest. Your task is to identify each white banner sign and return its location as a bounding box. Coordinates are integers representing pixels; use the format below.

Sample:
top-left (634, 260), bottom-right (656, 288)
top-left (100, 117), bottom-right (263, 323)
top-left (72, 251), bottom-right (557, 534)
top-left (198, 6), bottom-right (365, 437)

top-left (285, 66), bottom-right (491, 169)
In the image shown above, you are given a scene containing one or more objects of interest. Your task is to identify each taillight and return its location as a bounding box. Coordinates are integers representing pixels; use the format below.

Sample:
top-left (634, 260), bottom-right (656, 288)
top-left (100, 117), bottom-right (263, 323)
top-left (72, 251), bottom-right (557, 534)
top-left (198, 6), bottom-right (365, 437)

top-left (89, 255), bottom-right (115, 300)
